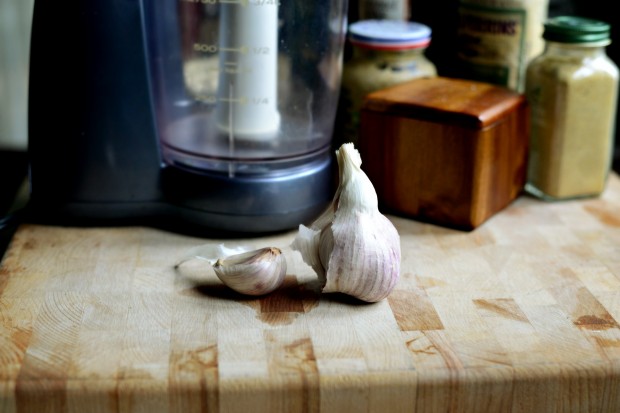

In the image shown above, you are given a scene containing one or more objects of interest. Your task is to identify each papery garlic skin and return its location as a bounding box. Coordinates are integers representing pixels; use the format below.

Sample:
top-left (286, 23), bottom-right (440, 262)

top-left (212, 247), bottom-right (286, 296)
top-left (292, 143), bottom-right (401, 302)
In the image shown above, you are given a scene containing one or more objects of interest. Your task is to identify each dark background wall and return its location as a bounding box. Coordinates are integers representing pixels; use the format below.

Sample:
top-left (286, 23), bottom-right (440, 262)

top-left (400, 0), bottom-right (620, 172)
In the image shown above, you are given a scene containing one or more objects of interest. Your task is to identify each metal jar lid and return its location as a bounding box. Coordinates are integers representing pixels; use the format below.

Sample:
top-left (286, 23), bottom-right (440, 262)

top-left (543, 16), bottom-right (611, 44)
top-left (348, 19), bottom-right (432, 50)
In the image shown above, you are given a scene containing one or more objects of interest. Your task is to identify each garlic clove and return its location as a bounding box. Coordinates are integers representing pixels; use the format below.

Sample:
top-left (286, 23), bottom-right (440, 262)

top-left (291, 143), bottom-right (401, 303)
top-left (212, 247), bottom-right (287, 296)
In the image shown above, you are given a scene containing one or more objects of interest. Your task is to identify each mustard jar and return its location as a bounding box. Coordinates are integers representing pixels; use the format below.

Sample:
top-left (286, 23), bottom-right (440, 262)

top-left (525, 16), bottom-right (619, 200)
top-left (337, 19), bottom-right (437, 146)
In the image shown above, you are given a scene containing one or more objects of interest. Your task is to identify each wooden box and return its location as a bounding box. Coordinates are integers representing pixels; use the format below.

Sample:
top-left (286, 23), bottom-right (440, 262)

top-left (359, 77), bottom-right (529, 230)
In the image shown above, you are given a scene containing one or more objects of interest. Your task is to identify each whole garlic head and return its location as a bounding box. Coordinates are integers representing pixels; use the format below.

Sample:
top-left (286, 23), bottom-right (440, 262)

top-left (291, 143), bottom-right (401, 302)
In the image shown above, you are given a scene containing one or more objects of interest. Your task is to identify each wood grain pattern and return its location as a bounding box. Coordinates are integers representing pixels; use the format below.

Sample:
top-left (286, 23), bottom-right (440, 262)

top-left (1, 174), bottom-right (620, 412)
top-left (359, 76), bottom-right (529, 230)
top-left (361, 77), bottom-right (525, 130)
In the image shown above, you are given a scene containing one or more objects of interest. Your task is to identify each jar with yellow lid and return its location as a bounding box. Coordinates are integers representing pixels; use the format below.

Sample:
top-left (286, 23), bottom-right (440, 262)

top-left (525, 16), bottom-right (619, 200)
top-left (337, 20), bottom-right (437, 147)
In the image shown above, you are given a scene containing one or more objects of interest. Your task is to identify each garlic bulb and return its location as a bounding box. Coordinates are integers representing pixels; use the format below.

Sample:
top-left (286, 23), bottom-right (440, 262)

top-left (212, 247), bottom-right (287, 296)
top-left (291, 143), bottom-right (401, 302)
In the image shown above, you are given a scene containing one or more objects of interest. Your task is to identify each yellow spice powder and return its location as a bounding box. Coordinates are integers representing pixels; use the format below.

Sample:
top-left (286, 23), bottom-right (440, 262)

top-left (525, 45), bottom-right (619, 200)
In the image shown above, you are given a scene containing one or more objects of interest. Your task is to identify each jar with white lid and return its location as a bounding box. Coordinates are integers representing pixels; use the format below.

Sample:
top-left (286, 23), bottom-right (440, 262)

top-left (337, 19), bottom-right (437, 147)
top-left (525, 16), bottom-right (619, 200)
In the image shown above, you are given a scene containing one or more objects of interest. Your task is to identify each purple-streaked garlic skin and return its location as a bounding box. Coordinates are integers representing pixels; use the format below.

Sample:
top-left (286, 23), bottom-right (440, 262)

top-left (292, 143), bottom-right (401, 303)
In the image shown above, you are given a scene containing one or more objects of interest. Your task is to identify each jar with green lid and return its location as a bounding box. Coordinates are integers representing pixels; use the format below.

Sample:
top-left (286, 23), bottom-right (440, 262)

top-left (337, 20), bottom-right (437, 147)
top-left (525, 16), bottom-right (619, 200)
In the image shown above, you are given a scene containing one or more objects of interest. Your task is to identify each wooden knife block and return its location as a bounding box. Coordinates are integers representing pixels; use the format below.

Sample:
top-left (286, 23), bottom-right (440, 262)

top-left (359, 77), bottom-right (529, 230)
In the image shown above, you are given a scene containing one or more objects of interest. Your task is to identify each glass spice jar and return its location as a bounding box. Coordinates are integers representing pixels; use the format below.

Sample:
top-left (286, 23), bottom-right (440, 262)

top-left (358, 0), bottom-right (410, 21)
top-left (455, 0), bottom-right (549, 93)
top-left (337, 20), bottom-right (437, 147)
top-left (524, 16), bottom-right (619, 201)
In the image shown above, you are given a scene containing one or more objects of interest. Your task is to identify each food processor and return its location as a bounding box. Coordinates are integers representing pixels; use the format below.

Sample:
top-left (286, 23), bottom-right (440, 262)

top-left (26, 0), bottom-right (348, 233)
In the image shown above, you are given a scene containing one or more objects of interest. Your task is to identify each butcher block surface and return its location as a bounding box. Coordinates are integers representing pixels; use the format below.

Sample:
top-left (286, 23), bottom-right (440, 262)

top-left (2, 175), bottom-right (620, 413)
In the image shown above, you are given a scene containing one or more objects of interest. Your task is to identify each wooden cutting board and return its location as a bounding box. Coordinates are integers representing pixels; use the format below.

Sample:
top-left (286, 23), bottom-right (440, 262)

top-left (1, 174), bottom-right (620, 413)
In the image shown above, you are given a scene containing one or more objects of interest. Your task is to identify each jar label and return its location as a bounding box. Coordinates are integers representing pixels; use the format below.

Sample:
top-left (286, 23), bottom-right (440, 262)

top-left (456, 2), bottom-right (545, 92)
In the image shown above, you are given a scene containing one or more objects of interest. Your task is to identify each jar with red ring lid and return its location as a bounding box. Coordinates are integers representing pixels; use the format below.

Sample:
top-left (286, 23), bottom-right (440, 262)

top-left (337, 20), bottom-right (437, 147)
